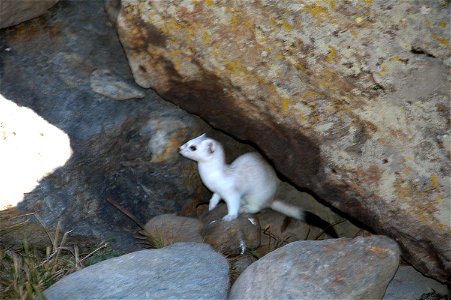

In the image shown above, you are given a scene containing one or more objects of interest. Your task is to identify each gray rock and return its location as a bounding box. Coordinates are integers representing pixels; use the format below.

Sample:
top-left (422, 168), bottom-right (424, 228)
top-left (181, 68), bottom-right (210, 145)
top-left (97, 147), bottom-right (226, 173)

top-left (230, 235), bottom-right (400, 299)
top-left (140, 214), bottom-right (204, 247)
top-left (0, 0), bottom-right (59, 29)
top-left (383, 266), bottom-right (450, 300)
top-left (44, 243), bottom-right (229, 300)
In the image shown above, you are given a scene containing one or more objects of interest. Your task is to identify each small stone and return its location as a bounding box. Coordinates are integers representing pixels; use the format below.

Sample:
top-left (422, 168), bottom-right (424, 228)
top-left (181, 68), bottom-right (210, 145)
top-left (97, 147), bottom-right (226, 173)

top-left (141, 214), bottom-right (204, 247)
top-left (90, 69), bottom-right (145, 100)
top-left (201, 204), bottom-right (261, 256)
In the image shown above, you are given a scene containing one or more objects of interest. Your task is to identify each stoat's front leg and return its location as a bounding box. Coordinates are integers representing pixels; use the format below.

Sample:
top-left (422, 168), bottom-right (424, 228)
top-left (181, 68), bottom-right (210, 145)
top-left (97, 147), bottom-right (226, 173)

top-left (209, 193), bottom-right (221, 211)
top-left (222, 192), bottom-right (240, 221)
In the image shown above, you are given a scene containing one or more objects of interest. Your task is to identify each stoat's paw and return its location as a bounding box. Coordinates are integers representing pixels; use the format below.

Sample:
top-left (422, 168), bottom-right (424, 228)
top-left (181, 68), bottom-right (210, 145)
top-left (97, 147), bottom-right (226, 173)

top-left (222, 214), bottom-right (238, 221)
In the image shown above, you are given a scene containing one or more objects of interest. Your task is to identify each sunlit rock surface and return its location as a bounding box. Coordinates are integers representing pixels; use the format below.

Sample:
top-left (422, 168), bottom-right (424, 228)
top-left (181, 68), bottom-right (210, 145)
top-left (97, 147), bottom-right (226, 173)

top-left (0, 95), bottom-right (72, 210)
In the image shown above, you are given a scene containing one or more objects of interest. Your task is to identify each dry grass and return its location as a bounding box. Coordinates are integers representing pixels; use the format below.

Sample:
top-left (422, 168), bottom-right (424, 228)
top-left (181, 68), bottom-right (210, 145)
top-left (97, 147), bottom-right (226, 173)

top-left (0, 218), bottom-right (111, 300)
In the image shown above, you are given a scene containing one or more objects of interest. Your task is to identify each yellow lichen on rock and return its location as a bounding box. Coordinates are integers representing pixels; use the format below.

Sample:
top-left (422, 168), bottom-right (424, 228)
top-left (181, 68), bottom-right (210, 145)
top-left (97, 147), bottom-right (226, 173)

top-left (430, 175), bottom-right (441, 192)
top-left (432, 33), bottom-right (449, 47)
top-left (304, 3), bottom-right (329, 19)
top-left (281, 98), bottom-right (291, 111)
top-left (326, 47), bottom-right (337, 63)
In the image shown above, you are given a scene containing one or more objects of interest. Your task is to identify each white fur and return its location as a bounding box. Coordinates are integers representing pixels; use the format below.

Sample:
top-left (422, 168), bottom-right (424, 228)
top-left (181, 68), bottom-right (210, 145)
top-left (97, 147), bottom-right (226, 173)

top-left (179, 134), bottom-right (305, 221)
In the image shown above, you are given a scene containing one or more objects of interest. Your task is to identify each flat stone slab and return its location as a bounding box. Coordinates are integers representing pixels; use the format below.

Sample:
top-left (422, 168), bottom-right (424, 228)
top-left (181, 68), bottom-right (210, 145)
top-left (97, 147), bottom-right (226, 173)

top-left (44, 243), bottom-right (229, 299)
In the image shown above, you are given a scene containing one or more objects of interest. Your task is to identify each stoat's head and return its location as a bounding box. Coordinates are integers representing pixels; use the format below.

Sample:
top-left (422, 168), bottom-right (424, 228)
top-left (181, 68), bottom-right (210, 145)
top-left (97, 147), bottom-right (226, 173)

top-left (179, 133), bottom-right (220, 163)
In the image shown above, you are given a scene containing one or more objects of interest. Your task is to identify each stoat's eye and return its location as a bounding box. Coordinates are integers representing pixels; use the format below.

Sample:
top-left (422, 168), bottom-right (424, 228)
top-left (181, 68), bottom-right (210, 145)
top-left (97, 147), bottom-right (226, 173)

top-left (189, 145), bottom-right (197, 151)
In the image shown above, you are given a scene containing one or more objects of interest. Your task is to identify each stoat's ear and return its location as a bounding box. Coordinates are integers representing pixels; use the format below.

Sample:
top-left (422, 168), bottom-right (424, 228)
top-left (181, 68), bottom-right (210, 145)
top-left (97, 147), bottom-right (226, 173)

top-left (207, 141), bottom-right (215, 154)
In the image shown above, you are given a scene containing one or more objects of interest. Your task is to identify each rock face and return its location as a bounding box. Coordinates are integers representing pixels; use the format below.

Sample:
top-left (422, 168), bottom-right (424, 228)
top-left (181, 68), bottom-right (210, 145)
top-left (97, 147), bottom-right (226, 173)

top-left (117, 0), bottom-right (450, 282)
top-left (0, 0), bottom-right (59, 29)
top-left (44, 243), bottom-right (229, 300)
top-left (230, 235), bottom-right (400, 299)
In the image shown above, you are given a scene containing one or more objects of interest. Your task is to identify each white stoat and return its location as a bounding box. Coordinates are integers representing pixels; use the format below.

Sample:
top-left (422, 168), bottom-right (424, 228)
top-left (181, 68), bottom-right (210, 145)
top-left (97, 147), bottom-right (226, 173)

top-left (179, 134), bottom-right (305, 221)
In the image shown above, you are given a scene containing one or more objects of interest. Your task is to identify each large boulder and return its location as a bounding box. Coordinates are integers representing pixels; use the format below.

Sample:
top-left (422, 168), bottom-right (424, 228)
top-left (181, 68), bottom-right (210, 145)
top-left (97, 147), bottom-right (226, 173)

top-left (230, 235), bottom-right (400, 299)
top-left (116, 0), bottom-right (450, 282)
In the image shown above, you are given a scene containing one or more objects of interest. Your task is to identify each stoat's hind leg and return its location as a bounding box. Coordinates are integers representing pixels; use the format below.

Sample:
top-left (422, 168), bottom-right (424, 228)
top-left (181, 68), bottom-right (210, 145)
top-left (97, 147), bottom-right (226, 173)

top-left (239, 206), bottom-right (249, 213)
top-left (239, 199), bottom-right (251, 213)
top-left (241, 199), bottom-right (267, 214)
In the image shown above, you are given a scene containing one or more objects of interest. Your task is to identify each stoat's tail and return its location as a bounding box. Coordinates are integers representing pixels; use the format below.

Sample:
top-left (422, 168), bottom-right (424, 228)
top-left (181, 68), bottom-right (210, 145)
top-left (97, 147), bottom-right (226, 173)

top-left (270, 200), bottom-right (305, 220)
